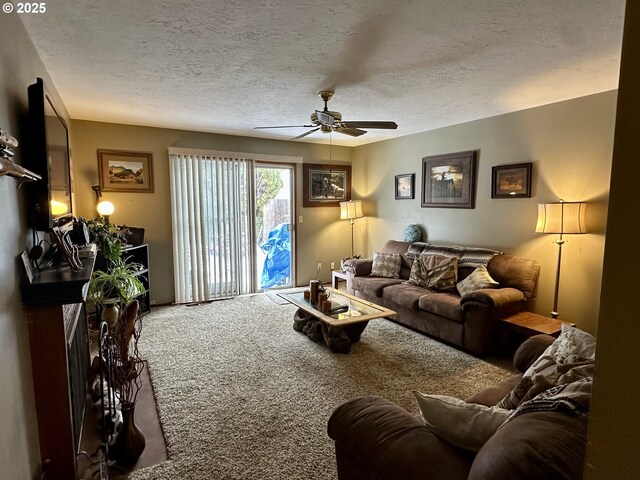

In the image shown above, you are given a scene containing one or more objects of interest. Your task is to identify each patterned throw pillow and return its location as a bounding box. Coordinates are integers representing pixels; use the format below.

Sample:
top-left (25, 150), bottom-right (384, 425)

top-left (406, 256), bottom-right (429, 287)
top-left (370, 251), bottom-right (402, 278)
top-left (406, 254), bottom-right (458, 291)
top-left (423, 255), bottom-right (458, 291)
top-left (456, 266), bottom-right (499, 297)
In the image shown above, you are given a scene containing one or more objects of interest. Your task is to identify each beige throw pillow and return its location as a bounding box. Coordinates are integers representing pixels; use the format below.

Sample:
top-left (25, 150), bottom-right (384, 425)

top-left (413, 391), bottom-right (511, 452)
top-left (370, 251), bottom-right (402, 278)
top-left (456, 266), bottom-right (499, 297)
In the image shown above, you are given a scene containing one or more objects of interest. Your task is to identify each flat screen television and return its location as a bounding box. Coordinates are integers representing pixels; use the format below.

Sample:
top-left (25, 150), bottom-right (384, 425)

top-left (25, 77), bottom-right (73, 231)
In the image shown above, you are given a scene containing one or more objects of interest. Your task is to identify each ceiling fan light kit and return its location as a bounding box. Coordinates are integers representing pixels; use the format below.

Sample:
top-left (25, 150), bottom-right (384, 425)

top-left (255, 90), bottom-right (398, 141)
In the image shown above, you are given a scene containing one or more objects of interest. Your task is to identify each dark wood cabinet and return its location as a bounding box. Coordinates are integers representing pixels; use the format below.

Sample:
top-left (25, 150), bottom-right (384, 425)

top-left (21, 255), bottom-right (95, 480)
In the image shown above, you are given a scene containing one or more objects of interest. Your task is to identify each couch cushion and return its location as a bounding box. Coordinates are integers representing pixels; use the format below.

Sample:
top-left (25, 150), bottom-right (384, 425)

top-left (468, 411), bottom-right (588, 480)
top-left (382, 283), bottom-right (429, 310)
top-left (351, 276), bottom-right (403, 298)
top-left (381, 240), bottom-right (413, 279)
top-left (380, 239), bottom-right (412, 255)
top-left (465, 373), bottom-right (523, 407)
top-left (371, 251), bottom-right (402, 278)
top-left (418, 293), bottom-right (464, 322)
top-left (487, 254), bottom-right (540, 299)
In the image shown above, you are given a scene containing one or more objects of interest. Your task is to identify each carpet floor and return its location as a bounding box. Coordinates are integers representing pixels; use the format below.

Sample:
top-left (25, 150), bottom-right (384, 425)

top-left (127, 294), bottom-right (510, 479)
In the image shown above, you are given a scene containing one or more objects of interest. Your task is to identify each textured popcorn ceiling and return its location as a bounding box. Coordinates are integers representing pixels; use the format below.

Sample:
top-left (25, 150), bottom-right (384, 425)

top-left (19, 0), bottom-right (625, 146)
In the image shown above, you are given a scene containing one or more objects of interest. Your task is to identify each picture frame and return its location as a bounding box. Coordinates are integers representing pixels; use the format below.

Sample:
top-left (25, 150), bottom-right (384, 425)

top-left (97, 149), bottom-right (154, 193)
top-left (491, 162), bottom-right (532, 199)
top-left (302, 163), bottom-right (351, 207)
top-left (421, 150), bottom-right (477, 208)
top-left (395, 173), bottom-right (415, 199)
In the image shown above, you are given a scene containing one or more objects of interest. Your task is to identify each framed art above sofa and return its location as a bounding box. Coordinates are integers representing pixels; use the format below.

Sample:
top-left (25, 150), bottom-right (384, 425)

top-left (491, 162), bottom-right (532, 199)
top-left (421, 150), bottom-right (477, 208)
top-left (395, 173), bottom-right (415, 199)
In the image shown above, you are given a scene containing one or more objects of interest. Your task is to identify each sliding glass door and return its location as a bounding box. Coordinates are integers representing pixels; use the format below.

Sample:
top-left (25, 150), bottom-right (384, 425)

top-left (255, 163), bottom-right (295, 291)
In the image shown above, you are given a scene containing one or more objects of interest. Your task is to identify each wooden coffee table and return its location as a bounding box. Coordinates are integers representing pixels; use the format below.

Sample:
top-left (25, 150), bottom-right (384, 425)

top-left (279, 287), bottom-right (396, 353)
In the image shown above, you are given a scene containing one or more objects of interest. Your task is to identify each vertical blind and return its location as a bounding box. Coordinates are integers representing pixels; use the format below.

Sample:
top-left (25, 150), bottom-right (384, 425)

top-left (169, 149), bottom-right (256, 303)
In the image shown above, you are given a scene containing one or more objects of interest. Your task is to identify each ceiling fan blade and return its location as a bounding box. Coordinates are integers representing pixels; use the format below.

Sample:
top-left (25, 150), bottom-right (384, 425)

top-left (315, 110), bottom-right (335, 125)
top-left (291, 127), bottom-right (321, 140)
top-left (334, 127), bottom-right (367, 137)
top-left (254, 124), bottom-right (315, 130)
top-left (340, 121), bottom-right (398, 130)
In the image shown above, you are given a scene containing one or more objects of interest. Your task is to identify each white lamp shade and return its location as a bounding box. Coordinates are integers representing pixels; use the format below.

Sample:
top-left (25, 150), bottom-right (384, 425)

top-left (340, 200), bottom-right (364, 220)
top-left (535, 202), bottom-right (587, 234)
top-left (97, 200), bottom-right (115, 216)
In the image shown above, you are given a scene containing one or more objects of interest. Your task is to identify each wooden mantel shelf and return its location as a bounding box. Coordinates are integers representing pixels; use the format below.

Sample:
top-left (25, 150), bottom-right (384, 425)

top-left (21, 255), bottom-right (95, 306)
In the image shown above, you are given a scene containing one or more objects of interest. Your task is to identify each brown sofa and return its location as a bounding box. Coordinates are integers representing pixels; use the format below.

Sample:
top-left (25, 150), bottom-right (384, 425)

top-left (343, 240), bottom-right (540, 355)
top-left (327, 334), bottom-right (589, 480)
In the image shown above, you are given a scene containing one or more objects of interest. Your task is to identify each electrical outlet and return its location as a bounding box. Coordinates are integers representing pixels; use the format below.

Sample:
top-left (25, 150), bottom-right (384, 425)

top-left (330, 262), bottom-right (335, 270)
top-left (317, 262), bottom-right (322, 271)
top-left (150, 300), bottom-right (157, 305)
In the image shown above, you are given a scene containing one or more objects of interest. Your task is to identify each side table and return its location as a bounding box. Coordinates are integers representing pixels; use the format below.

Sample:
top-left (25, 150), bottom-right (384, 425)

top-left (498, 311), bottom-right (575, 354)
top-left (331, 270), bottom-right (348, 290)
top-left (500, 311), bottom-right (575, 337)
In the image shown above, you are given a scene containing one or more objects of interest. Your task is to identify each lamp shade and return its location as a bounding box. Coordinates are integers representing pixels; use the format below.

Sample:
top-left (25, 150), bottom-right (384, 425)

top-left (97, 200), bottom-right (115, 217)
top-left (535, 202), bottom-right (587, 234)
top-left (340, 200), bottom-right (364, 220)
top-left (50, 199), bottom-right (69, 215)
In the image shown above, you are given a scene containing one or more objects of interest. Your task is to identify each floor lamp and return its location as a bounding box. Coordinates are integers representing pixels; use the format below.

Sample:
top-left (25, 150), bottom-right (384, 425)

top-left (535, 200), bottom-right (587, 318)
top-left (340, 200), bottom-right (364, 257)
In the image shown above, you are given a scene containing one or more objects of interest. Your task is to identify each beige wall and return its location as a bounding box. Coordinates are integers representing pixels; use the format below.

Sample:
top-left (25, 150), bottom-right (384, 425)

top-left (0, 14), bottom-right (72, 480)
top-left (352, 91), bottom-right (617, 335)
top-left (586, 0), bottom-right (640, 476)
top-left (71, 121), bottom-right (353, 304)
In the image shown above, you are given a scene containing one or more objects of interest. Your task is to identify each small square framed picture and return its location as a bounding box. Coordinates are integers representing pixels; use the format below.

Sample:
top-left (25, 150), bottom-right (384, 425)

top-left (491, 162), bottom-right (532, 199)
top-left (395, 173), bottom-right (415, 200)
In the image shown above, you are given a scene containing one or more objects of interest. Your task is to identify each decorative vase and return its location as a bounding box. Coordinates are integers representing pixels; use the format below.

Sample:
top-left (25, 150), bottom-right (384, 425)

top-left (101, 300), bottom-right (120, 329)
top-left (114, 403), bottom-right (146, 464)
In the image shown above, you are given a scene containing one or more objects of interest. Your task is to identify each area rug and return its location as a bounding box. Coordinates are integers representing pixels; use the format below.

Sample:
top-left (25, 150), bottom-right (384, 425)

top-left (127, 294), bottom-right (510, 480)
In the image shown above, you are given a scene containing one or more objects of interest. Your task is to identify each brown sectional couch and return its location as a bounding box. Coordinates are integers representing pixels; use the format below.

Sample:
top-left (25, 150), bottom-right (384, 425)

top-left (328, 334), bottom-right (589, 480)
top-left (343, 240), bottom-right (540, 355)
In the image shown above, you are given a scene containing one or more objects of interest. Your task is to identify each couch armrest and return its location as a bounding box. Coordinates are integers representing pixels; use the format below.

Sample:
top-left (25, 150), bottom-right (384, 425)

top-left (460, 287), bottom-right (525, 311)
top-left (327, 396), bottom-right (473, 480)
top-left (512, 334), bottom-right (555, 373)
top-left (343, 258), bottom-right (373, 277)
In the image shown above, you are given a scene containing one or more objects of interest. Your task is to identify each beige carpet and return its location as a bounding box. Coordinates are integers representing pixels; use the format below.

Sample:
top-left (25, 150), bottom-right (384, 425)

top-left (128, 294), bottom-right (510, 479)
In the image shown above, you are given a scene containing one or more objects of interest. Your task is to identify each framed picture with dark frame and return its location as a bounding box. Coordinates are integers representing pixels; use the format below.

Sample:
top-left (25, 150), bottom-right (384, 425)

top-left (395, 173), bottom-right (415, 199)
top-left (421, 150), bottom-right (477, 208)
top-left (302, 163), bottom-right (352, 207)
top-left (491, 162), bottom-right (532, 199)
top-left (97, 149), bottom-right (154, 193)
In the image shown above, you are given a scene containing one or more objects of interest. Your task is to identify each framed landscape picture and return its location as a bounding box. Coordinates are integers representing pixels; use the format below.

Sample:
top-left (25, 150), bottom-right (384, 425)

top-left (97, 149), bottom-right (154, 193)
top-left (491, 162), bottom-right (532, 198)
top-left (395, 173), bottom-right (415, 199)
top-left (303, 163), bottom-right (351, 207)
top-left (421, 150), bottom-right (477, 208)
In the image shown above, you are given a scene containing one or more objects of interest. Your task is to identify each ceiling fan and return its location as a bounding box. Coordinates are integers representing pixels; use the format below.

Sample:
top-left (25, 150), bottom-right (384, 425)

top-left (254, 91), bottom-right (398, 140)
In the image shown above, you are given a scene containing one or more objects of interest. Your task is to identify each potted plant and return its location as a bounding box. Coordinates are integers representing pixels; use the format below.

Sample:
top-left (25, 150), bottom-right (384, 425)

top-left (88, 257), bottom-right (146, 327)
top-left (86, 217), bottom-right (129, 269)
